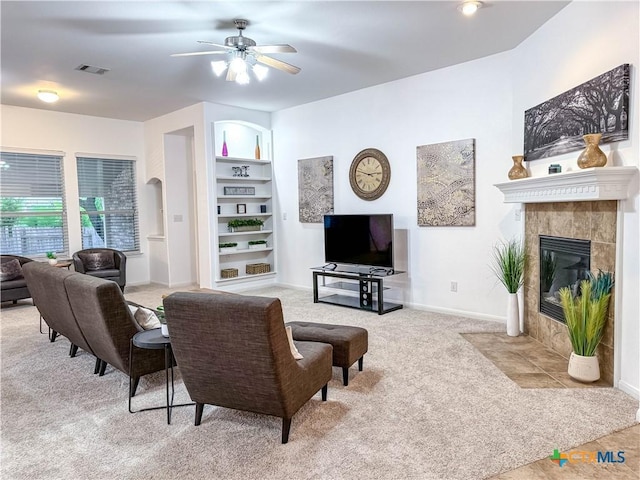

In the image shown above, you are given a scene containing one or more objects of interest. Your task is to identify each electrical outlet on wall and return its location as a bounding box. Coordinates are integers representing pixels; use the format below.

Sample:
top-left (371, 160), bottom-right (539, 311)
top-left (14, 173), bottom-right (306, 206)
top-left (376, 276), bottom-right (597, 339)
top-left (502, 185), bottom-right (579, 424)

top-left (450, 281), bottom-right (458, 292)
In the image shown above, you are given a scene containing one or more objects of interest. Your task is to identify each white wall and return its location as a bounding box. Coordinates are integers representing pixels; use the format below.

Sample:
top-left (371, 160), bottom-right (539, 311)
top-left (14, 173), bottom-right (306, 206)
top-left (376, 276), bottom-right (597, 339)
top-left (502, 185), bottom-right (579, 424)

top-left (271, 1), bottom-right (639, 399)
top-left (272, 51), bottom-right (517, 320)
top-left (0, 105), bottom-right (149, 284)
top-left (511, 0), bottom-right (639, 399)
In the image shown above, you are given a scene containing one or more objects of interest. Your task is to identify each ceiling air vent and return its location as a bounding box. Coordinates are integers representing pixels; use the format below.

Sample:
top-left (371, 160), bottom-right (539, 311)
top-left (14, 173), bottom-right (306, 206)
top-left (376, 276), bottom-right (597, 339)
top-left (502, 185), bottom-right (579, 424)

top-left (75, 64), bottom-right (110, 75)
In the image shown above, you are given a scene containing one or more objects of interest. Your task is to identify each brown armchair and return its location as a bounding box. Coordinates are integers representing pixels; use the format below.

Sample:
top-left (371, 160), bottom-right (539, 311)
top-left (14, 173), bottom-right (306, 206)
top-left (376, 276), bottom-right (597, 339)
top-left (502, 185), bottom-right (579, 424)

top-left (163, 292), bottom-right (333, 443)
top-left (63, 273), bottom-right (165, 394)
top-left (1, 255), bottom-right (33, 304)
top-left (72, 248), bottom-right (126, 292)
top-left (22, 261), bottom-right (97, 361)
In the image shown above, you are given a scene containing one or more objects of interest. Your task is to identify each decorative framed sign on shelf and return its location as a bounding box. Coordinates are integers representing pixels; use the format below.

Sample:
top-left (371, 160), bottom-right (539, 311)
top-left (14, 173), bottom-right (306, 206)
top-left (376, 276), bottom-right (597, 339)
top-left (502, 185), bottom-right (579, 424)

top-left (224, 186), bottom-right (255, 196)
top-left (236, 204), bottom-right (247, 214)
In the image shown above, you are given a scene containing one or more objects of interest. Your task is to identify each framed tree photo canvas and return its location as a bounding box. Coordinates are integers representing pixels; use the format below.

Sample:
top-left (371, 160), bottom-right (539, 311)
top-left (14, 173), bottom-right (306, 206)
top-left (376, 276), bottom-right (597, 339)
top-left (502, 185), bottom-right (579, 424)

top-left (524, 64), bottom-right (629, 161)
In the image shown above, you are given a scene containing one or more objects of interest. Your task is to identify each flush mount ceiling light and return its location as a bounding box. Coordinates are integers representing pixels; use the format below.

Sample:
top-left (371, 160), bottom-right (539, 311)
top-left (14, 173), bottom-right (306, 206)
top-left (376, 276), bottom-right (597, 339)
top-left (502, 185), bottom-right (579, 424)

top-left (458, 1), bottom-right (483, 16)
top-left (37, 90), bottom-right (59, 103)
top-left (173, 19), bottom-right (300, 86)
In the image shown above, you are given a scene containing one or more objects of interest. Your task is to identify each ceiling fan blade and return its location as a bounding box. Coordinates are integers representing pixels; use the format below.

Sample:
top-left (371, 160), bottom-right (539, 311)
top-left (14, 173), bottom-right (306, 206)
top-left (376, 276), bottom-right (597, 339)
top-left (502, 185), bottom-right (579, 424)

top-left (171, 51), bottom-right (227, 57)
top-left (255, 55), bottom-right (301, 75)
top-left (250, 44), bottom-right (297, 54)
top-left (197, 41), bottom-right (234, 50)
top-left (226, 68), bottom-right (237, 82)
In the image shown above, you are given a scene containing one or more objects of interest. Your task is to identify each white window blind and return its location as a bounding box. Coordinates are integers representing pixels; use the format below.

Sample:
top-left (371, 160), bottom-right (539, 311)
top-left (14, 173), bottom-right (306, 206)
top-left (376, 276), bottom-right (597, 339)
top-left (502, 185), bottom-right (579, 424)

top-left (0, 151), bottom-right (68, 256)
top-left (76, 156), bottom-right (139, 252)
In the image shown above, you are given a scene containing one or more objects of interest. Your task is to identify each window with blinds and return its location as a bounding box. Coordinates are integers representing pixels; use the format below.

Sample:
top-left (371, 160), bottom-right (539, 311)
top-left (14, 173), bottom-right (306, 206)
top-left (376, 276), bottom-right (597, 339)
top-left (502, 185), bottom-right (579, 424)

top-left (76, 156), bottom-right (140, 252)
top-left (0, 151), bottom-right (68, 256)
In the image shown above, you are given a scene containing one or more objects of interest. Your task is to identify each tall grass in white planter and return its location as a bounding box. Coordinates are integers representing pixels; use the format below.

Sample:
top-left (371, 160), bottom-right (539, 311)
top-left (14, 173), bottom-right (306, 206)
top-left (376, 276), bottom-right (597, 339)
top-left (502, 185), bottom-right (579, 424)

top-left (490, 239), bottom-right (527, 337)
top-left (559, 270), bottom-right (614, 382)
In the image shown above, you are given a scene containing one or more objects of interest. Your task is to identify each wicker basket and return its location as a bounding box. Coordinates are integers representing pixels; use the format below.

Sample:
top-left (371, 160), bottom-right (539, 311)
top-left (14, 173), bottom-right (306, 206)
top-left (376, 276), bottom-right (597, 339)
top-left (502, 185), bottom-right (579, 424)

top-left (221, 268), bottom-right (238, 279)
top-left (246, 263), bottom-right (271, 275)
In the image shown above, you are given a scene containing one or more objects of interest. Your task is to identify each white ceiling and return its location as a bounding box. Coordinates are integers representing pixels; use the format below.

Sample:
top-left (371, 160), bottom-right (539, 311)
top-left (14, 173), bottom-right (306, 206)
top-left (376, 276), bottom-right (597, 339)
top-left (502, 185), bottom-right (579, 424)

top-left (1, 1), bottom-right (570, 122)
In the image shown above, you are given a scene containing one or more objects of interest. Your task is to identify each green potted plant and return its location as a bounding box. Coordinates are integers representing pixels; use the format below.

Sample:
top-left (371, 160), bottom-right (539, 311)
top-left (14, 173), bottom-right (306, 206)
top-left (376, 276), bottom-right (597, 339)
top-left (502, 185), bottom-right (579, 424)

top-left (490, 238), bottom-right (527, 336)
top-left (227, 218), bottom-right (264, 232)
top-left (540, 250), bottom-right (556, 293)
top-left (248, 239), bottom-right (268, 250)
top-left (46, 251), bottom-right (58, 266)
top-left (559, 270), bottom-right (614, 382)
top-left (219, 242), bottom-right (238, 253)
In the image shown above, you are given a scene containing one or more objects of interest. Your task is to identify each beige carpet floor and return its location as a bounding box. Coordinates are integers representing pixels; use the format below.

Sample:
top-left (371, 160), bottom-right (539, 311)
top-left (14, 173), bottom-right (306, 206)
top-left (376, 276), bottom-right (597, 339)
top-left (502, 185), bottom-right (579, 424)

top-left (1, 284), bottom-right (637, 480)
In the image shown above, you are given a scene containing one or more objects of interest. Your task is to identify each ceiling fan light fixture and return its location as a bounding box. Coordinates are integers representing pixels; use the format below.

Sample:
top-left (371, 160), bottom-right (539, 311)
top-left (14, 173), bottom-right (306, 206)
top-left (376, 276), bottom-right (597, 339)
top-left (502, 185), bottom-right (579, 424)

top-left (252, 64), bottom-right (269, 81)
top-left (236, 71), bottom-right (250, 85)
top-left (458, 1), bottom-right (482, 16)
top-left (37, 90), bottom-right (59, 103)
top-left (230, 56), bottom-right (247, 74)
top-left (211, 60), bottom-right (228, 77)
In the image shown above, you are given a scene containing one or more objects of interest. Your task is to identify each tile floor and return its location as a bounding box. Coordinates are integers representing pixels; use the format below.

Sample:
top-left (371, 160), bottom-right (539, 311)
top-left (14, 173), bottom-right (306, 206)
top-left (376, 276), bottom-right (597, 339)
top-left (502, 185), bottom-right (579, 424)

top-left (462, 333), bottom-right (638, 479)
top-left (461, 332), bottom-right (610, 388)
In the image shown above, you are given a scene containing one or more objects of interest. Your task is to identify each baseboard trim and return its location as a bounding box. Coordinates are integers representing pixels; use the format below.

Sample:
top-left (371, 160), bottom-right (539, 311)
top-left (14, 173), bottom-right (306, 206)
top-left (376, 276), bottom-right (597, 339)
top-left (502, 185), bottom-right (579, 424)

top-left (406, 301), bottom-right (505, 324)
top-left (617, 379), bottom-right (639, 400)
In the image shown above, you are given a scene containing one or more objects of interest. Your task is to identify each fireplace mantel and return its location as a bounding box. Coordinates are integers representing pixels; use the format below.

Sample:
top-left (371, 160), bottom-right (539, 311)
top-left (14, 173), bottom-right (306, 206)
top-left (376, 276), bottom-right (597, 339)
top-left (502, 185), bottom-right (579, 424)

top-left (494, 166), bottom-right (638, 204)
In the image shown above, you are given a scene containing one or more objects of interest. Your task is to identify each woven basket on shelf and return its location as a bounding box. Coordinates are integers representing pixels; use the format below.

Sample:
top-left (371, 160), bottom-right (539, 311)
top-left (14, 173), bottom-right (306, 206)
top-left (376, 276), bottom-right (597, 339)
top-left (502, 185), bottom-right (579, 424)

top-left (221, 268), bottom-right (238, 279)
top-left (246, 263), bottom-right (270, 275)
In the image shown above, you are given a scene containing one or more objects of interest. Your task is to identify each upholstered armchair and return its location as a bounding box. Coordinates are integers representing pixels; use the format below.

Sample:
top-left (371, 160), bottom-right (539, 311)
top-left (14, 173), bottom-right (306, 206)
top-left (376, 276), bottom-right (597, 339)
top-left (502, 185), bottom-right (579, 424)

top-left (22, 261), bottom-right (96, 360)
top-left (163, 292), bottom-right (333, 443)
top-left (72, 248), bottom-right (126, 291)
top-left (1, 255), bottom-right (33, 304)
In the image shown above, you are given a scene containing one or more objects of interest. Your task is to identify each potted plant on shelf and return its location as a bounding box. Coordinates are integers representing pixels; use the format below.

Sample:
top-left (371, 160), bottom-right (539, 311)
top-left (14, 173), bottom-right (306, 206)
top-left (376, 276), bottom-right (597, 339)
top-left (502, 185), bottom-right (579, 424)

top-left (490, 238), bottom-right (527, 337)
top-left (46, 251), bottom-right (58, 266)
top-left (219, 242), bottom-right (238, 253)
top-left (227, 218), bottom-right (264, 233)
top-left (248, 240), bottom-right (268, 250)
top-left (559, 270), bottom-right (614, 382)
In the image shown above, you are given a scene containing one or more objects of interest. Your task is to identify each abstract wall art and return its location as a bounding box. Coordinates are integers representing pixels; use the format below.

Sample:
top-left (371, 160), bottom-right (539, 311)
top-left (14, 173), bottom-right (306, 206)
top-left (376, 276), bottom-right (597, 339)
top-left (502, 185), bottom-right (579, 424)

top-left (524, 64), bottom-right (629, 161)
top-left (298, 156), bottom-right (334, 223)
top-left (417, 139), bottom-right (475, 227)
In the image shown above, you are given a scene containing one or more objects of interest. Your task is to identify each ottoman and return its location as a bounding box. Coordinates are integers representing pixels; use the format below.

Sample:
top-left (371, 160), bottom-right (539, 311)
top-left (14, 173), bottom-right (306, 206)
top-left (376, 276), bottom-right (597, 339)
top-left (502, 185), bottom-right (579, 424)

top-left (287, 321), bottom-right (368, 386)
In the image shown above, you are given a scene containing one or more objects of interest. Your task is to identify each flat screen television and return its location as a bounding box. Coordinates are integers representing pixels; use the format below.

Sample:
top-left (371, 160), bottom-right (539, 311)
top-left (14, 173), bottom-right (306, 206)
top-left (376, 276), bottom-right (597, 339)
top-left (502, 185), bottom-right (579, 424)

top-left (323, 214), bottom-right (394, 269)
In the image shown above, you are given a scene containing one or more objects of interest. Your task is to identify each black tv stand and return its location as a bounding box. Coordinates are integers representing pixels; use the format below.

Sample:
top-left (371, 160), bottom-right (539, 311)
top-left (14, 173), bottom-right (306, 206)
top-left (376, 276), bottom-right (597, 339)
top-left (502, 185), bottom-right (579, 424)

top-left (311, 267), bottom-right (403, 315)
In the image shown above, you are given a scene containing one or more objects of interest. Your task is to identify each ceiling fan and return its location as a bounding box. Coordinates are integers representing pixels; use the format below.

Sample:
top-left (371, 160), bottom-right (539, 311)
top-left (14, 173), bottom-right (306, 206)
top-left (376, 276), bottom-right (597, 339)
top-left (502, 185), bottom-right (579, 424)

top-left (171, 19), bottom-right (301, 84)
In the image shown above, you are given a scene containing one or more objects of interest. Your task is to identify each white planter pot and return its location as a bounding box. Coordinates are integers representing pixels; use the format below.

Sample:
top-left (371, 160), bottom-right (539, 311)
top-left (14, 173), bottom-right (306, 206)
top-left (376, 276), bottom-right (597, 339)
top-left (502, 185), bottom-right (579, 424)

top-left (568, 352), bottom-right (600, 382)
top-left (219, 247), bottom-right (237, 254)
top-left (248, 244), bottom-right (267, 250)
top-left (48, 258), bottom-right (58, 266)
top-left (506, 293), bottom-right (520, 337)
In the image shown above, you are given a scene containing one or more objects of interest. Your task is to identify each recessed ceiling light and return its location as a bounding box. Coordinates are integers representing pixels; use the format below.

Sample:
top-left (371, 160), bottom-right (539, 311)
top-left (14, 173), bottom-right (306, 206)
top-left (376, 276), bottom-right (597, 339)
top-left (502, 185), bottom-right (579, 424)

top-left (37, 90), bottom-right (59, 103)
top-left (458, 1), bottom-right (483, 16)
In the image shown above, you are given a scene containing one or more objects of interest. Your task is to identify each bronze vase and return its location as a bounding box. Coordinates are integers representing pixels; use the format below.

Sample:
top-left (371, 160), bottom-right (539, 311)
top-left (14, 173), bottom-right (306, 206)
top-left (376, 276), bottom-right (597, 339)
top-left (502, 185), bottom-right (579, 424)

top-left (508, 155), bottom-right (528, 180)
top-left (577, 133), bottom-right (607, 168)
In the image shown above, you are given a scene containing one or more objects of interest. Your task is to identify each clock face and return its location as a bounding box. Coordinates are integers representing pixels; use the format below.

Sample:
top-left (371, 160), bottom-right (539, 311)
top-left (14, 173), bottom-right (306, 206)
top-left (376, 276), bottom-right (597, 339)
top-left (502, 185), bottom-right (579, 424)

top-left (349, 148), bottom-right (391, 200)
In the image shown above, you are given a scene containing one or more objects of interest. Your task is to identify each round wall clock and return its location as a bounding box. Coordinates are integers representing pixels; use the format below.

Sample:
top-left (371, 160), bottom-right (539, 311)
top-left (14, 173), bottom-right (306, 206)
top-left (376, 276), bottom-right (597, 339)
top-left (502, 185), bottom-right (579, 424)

top-left (349, 148), bottom-right (391, 201)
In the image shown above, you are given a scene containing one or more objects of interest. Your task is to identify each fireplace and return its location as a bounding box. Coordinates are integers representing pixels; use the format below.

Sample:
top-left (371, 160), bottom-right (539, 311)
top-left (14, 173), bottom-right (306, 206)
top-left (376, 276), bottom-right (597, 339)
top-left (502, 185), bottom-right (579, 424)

top-left (539, 236), bottom-right (591, 323)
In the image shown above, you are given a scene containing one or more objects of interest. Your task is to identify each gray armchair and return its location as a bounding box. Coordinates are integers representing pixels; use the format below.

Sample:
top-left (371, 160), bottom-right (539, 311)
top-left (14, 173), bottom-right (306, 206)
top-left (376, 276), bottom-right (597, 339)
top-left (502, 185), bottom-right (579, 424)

top-left (163, 292), bottom-right (333, 443)
top-left (72, 248), bottom-right (126, 292)
top-left (1, 255), bottom-right (33, 304)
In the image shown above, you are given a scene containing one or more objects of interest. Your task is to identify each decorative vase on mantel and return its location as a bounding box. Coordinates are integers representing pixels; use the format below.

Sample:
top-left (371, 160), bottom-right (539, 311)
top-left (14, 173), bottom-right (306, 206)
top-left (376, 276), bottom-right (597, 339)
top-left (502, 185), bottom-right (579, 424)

top-left (508, 155), bottom-right (528, 180)
top-left (577, 133), bottom-right (607, 169)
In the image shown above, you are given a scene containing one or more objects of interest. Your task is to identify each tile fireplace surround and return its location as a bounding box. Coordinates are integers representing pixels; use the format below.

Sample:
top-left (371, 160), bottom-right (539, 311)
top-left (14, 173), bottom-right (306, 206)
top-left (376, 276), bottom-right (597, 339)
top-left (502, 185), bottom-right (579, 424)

top-left (495, 166), bottom-right (638, 386)
top-left (524, 201), bottom-right (616, 385)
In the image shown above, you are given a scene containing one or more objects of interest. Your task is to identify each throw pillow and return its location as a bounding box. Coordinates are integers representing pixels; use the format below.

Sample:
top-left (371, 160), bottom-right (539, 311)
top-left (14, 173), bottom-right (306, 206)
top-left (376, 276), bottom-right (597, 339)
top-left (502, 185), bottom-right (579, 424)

top-left (134, 307), bottom-right (162, 330)
top-left (79, 252), bottom-right (115, 271)
top-left (286, 326), bottom-right (304, 360)
top-left (0, 259), bottom-right (23, 281)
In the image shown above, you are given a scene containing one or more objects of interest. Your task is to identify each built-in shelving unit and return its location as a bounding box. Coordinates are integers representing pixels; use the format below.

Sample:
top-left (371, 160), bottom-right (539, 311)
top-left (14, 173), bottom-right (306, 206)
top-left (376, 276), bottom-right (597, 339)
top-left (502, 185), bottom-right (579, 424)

top-left (214, 123), bottom-right (275, 284)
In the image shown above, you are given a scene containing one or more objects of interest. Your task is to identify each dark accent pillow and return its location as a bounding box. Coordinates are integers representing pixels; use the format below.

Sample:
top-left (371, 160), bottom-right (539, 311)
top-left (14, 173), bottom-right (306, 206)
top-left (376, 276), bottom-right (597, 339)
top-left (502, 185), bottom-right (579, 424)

top-left (78, 252), bottom-right (115, 271)
top-left (0, 259), bottom-right (23, 281)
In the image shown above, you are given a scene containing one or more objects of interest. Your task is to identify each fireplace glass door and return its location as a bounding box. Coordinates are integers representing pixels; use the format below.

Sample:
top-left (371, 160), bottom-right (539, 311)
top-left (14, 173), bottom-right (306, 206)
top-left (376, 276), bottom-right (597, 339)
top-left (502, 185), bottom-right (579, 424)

top-left (539, 235), bottom-right (591, 323)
